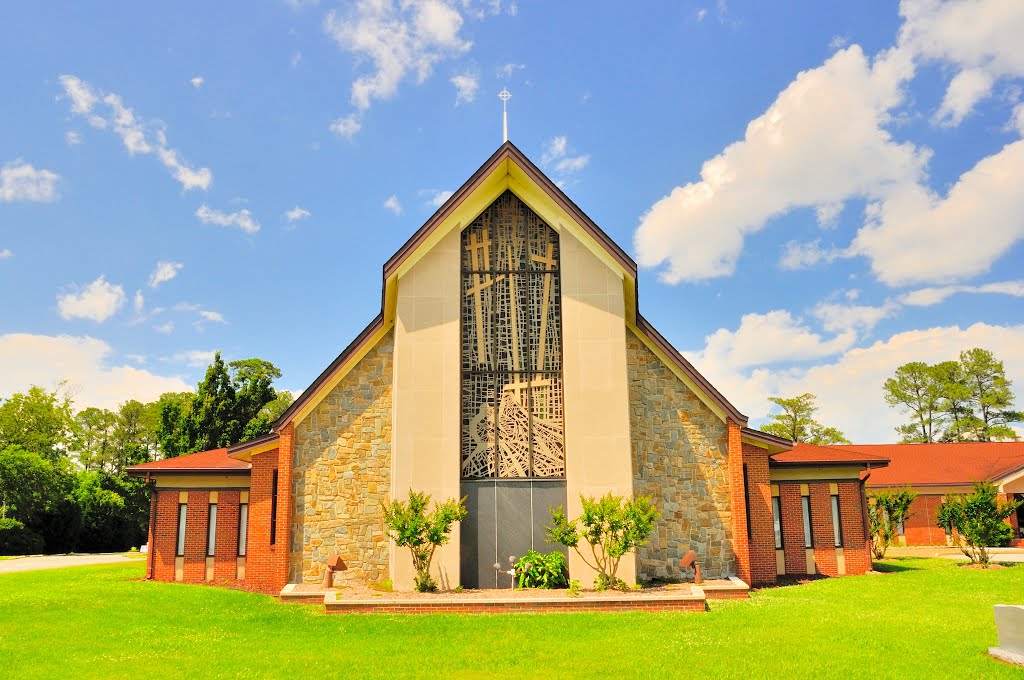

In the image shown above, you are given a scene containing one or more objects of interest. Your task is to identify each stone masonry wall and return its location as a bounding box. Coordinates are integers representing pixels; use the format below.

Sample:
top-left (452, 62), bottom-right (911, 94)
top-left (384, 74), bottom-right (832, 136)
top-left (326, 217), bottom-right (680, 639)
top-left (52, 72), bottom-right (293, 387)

top-left (627, 330), bottom-right (735, 581)
top-left (291, 331), bottom-right (393, 585)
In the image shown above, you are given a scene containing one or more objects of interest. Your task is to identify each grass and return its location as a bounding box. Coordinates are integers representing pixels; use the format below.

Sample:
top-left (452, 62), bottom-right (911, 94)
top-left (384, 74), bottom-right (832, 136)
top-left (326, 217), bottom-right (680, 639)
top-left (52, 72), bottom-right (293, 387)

top-left (0, 558), bottom-right (1020, 678)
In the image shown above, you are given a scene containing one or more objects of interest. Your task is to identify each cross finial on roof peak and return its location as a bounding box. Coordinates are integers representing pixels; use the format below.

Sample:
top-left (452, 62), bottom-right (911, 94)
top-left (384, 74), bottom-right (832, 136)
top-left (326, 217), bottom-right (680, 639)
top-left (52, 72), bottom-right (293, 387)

top-left (499, 88), bottom-right (511, 142)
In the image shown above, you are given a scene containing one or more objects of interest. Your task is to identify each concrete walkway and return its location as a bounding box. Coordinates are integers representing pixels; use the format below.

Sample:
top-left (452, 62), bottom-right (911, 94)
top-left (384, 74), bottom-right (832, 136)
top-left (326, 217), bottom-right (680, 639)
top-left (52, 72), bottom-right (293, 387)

top-left (0, 553), bottom-right (142, 574)
top-left (942, 552), bottom-right (1024, 564)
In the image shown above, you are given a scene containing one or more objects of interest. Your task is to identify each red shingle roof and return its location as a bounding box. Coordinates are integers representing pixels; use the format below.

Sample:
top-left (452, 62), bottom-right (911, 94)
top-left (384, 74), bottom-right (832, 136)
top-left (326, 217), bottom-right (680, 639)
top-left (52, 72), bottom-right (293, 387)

top-left (771, 443), bottom-right (889, 467)
top-left (849, 442), bottom-right (1024, 487)
top-left (126, 448), bottom-right (250, 475)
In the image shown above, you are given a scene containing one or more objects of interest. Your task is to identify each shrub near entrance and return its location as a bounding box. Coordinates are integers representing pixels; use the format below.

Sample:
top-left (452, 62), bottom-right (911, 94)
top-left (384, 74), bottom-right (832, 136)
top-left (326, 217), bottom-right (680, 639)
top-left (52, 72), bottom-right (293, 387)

top-left (383, 490), bottom-right (468, 592)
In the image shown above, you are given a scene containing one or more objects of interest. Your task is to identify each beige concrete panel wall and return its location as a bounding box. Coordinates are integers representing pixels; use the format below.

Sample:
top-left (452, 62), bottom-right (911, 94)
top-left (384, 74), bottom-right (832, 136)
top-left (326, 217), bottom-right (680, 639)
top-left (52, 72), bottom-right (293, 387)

top-left (560, 227), bottom-right (637, 586)
top-left (392, 228), bottom-right (462, 590)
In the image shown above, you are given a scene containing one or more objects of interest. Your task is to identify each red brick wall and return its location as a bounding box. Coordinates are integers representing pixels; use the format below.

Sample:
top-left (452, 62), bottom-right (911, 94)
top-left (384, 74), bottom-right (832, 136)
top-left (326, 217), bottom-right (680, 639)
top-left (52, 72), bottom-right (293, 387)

top-left (182, 491), bottom-right (210, 581)
top-left (726, 420), bottom-right (751, 584)
top-left (214, 491), bottom-right (241, 580)
top-left (245, 448), bottom-right (284, 594)
top-left (776, 480), bottom-right (872, 577)
top-left (899, 493), bottom-right (949, 546)
top-left (151, 489), bottom-right (180, 582)
top-left (742, 443), bottom-right (776, 585)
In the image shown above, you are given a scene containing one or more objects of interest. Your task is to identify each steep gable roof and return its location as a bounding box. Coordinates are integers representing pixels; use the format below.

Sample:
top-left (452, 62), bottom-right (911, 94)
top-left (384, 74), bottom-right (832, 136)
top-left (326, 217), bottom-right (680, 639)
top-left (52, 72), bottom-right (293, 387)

top-left (267, 141), bottom-right (749, 439)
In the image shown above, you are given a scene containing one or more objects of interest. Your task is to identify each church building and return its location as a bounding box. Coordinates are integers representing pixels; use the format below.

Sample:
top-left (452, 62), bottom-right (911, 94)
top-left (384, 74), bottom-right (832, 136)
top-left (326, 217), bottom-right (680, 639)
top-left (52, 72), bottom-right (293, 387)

top-left (128, 142), bottom-right (887, 594)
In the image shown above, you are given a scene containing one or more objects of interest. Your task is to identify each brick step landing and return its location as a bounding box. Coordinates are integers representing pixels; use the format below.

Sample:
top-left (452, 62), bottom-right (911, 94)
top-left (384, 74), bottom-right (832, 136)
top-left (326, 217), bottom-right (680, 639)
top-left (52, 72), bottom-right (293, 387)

top-left (322, 586), bottom-right (709, 615)
top-left (666, 576), bottom-right (750, 599)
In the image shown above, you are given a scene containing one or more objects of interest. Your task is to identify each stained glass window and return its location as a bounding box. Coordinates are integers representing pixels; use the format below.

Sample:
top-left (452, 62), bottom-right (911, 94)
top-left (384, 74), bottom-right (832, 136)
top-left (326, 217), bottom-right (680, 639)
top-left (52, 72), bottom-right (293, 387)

top-left (461, 192), bottom-right (564, 478)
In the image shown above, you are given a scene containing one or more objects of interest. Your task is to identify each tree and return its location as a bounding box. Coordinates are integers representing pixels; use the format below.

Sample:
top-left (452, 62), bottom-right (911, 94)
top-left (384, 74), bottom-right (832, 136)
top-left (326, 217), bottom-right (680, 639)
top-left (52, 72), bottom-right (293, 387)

top-left (0, 385), bottom-right (77, 460)
top-left (383, 490), bottom-right (468, 592)
top-left (761, 393), bottom-right (851, 445)
top-left (157, 354), bottom-right (288, 457)
top-left (937, 482), bottom-right (1022, 566)
top-left (0, 447), bottom-right (61, 526)
top-left (883, 363), bottom-right (944, 443)
top-left (112, 400), bottom-right (160, 473)
top-left (74, 407), bottom-right (119, 472)
top-left (959, 349), bottom-right (1020, 442)
top-left (932, 361), bottom-right (975, 442)
top-left (868, 487), bottom-right (916, 559)
top-left (547, 493), bottom-right (658, 590)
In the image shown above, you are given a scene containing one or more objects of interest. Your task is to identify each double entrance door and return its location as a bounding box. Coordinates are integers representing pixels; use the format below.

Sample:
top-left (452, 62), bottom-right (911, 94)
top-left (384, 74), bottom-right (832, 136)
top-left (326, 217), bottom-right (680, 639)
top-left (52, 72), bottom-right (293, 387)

top-left (459, 479), bottom-right (567, 588)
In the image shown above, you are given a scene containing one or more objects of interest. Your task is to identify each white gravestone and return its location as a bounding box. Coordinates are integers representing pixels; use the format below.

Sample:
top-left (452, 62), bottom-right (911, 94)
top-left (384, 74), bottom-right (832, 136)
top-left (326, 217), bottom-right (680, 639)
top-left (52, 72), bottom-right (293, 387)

top-left (990, 604), bottom-right (1024, 668)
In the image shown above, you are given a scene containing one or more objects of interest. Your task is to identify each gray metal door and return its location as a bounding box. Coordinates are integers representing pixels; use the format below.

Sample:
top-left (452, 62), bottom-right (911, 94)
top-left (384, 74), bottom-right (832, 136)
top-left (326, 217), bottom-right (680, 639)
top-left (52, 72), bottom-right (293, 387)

top-left (460, 479), bottom-right (567, 589)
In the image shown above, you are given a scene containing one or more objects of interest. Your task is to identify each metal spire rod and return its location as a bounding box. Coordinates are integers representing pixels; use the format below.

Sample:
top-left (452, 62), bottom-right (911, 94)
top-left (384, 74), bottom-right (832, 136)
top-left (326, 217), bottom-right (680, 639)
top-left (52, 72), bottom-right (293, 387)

top-left (499, 88), bottom-right (511, 142)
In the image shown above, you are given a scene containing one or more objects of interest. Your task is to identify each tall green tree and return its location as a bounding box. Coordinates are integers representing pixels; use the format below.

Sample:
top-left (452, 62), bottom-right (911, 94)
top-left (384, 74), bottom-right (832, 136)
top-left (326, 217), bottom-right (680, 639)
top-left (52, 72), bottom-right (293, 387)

top-left (959, 348), bottom-right (1020, 442)
top-left (0, 385), bottom-right (77, 460)
top-left (74, 407), bottom-right (119, 472)
top-left (884, 349), bottom-right (1020, 443)
top-left (883, 362), bottom-right (944, 443)
top-left (761, 393), bottom-right (851, 444)
top-left (157, 353), bottom-right (288, 457)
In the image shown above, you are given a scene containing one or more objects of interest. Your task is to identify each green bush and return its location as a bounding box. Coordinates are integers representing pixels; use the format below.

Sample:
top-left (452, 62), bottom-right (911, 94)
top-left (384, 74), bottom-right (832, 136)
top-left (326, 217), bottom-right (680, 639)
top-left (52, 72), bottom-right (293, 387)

top-left (0, 518), bottom-right (45, 555)
top-left (515, 549), bottom-right (569, 589)
top-left (383, 490), bottom-right (468, 592)
top-left (938, 481), bottom-right (1022, 566)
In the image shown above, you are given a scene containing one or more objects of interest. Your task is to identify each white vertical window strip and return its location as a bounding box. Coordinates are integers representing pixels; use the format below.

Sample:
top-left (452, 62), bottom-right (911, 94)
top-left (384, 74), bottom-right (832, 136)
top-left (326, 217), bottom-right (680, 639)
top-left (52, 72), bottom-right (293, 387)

top-left (801, 496), bottom-right (812, 548)
top-left (830, 495), bottom-right (842, 547)
top-left (176, 504), bottom-right (187, 556)
top-left (771, 496), bottom-right (782, 549)
top-left (238, 503), bottom-right (248, 557)
top-left (207, 504), bottom-right (218, 556)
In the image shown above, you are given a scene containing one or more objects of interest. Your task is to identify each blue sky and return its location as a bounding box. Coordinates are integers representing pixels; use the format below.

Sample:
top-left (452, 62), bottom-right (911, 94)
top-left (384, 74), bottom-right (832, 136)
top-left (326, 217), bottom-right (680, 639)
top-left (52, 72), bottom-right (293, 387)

top-left (1, 0), bottom-right (1022, 442)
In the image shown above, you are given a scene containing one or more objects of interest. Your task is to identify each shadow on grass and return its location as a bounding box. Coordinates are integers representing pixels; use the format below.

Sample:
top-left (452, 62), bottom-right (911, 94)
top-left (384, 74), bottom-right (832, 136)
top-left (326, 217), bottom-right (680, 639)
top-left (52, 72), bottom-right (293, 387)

top-left (873, 557), bottom-right (927, 573)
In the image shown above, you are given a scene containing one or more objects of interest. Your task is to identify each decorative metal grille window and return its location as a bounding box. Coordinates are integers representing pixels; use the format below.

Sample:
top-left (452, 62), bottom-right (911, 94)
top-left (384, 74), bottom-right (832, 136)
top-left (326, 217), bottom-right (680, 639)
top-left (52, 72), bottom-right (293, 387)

top-left (461, 191), bottom-right (564, 478)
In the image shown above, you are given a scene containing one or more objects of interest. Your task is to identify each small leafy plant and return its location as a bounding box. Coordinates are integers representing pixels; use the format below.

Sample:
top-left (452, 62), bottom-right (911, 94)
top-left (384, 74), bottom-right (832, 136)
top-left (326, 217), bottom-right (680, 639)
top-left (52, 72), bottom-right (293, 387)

top-left (515, 549), bottom-right (569, 589)
top-left (567, 579), bottom-right (582, 598)
top-left (383, 490), bottom-right (468, 592)
top-left (547, 493), bottom-right (658, 590)
top-left (938, 481), bottom-right (1022, 567)
top-left (868, 487), bottom-right (917, 559)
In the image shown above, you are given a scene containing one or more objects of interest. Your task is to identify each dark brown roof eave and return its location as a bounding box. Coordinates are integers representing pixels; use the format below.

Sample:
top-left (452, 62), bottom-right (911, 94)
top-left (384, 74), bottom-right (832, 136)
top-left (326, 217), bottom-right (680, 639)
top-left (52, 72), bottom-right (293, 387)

top-left (770, 459), bottom-right (890, 469)
top-left (227, 431), bottom-right (279, 455)
top-left (742, 427), bottom-right (792, 450)
top-left (125, 467), bottom-right (251, 478)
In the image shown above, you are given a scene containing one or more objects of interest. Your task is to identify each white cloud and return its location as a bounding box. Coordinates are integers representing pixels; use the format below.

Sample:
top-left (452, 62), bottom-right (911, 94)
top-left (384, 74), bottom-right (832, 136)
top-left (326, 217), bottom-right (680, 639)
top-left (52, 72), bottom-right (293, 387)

top-left (540, 135), bottom-right (589, 179)
top-left (164, 350), bottom-right (217, 367)
top-left (154, 321), bottom-right (174, 334)
top-left (0, 248), bottom-right (12, 259)
top-left (635, 45), bottom-right (922, 284)
top-left (191, 76), bottom-right (204, 89)
top-left (812, 300), bottom-right (899, 334)
top-left (779, 239), bottom-right (846, 270)
top-left (498, 63), bottom-right (524, 79)
top-left (133, 290), bottom-right (144, 315)
top-left (1011, 103), bottom-right (1024, 136)
top-left (198, 310), bottom-right (226, 323)
top-left (696, 8), bottom-right (707, 22)
top-left (324, 0), bottom-right (473, 118)
top-left (900, 280), bottom-right (1024, 306)
top-left (56, 276), bottom-right (127, 323)
top-left (688, 319), bottom-right (1024, 443)
top-left (148, 260), bottom-right (183, 288)
top-left (195, 204), bottom-right (260, 233)
top-left (284, 206), bottom-right (311, 224)
top-left (900, 0), bottom-right (1024, 126)
top-left (0, 160), bottom-right (60, 203)
top-left (291, 51), bottom-right (303, 68)
top-left (284, 0), bottom-right (319, 9)
top-left (329, 113), bottom-right (362, 138)
top-left (65, 131), bottom-right (82, 145)
top-left (851, 139), bottom-right (1024, 286)
top-left (451, 72), bottom-right (479, 105)
top-left (693, 309), bottom-right (856, 371)
top-left (423, 189), bottom-right (453, 208)
top-left (58, 75), bottom-right (212, 191)
top-left (0, 333), bottom-right (192, 411)
top-left (384, 194), bottom-right (402, 215)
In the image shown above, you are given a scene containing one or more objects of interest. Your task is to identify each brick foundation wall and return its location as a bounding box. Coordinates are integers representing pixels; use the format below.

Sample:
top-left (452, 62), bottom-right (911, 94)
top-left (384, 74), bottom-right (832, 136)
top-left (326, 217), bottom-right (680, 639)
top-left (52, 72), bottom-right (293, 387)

top-left (151, 489), bottom-right (180, 582)
top-left (291, 333), bottom-right (393, 586)
top-left (626, 331), bottom-right (736, 581)
top-left (325, 598), bottom-right (707, 615)
top-left (899, 493), bottom-right (950, 546)
top-left (743, 443), bottom-right (776, 585)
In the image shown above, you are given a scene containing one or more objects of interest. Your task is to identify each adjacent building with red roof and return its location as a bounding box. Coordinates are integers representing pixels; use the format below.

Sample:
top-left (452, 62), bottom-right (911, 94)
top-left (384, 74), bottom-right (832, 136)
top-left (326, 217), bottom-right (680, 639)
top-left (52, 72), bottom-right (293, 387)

top-left (850, 442), bottom-right (1024, 547)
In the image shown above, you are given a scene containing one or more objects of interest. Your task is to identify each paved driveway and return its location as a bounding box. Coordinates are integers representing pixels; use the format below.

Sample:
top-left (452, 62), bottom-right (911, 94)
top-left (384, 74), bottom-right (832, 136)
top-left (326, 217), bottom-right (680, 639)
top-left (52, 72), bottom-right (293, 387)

top-left (0, 553), bottom-right (141, 574)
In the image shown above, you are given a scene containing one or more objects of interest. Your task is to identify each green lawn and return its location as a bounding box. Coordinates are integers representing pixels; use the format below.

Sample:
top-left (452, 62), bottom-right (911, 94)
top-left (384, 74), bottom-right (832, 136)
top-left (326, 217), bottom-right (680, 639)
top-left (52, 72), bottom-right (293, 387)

top-left (0, 558), bottom-right (1020, 678)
